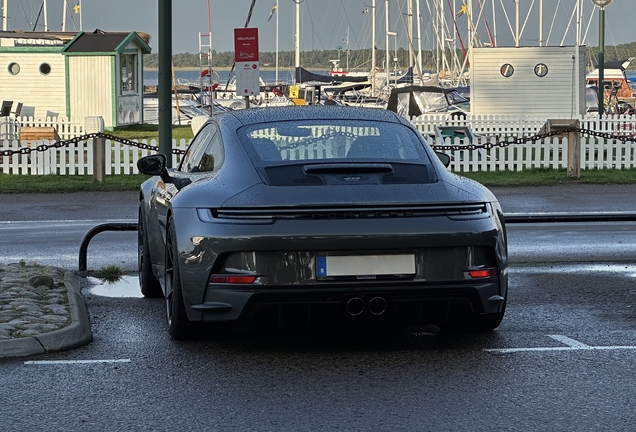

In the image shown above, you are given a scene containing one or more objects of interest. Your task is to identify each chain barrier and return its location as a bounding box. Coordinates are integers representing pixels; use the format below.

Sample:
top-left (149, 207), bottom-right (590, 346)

top-left (0, 132), bottom-right (187, 157)
top-left (430, 126), bottom-right (636, 152)
top-left (2, 127), bottom-right (636, 157)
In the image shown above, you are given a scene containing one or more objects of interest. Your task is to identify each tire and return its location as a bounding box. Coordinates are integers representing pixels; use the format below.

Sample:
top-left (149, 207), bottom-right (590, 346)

top-left (439, 297), bottom-right (506, 333)
top-left (473, 297), bottom-right (506, 332)
top-left (165, 217), bottom-right (195, 340)
top-left (138, 205), bottom-right (162, 298)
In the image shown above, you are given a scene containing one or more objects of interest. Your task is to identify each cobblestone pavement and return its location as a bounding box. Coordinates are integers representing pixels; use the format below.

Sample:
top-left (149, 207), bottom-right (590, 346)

top-left (0, 262), bottom-right (92, 358)
top-left (0, 262), bottom-right (70, 340)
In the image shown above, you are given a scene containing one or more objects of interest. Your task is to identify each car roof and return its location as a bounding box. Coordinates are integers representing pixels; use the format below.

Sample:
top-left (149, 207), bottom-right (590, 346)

top-left (216, 105), bottom-right (406, 127)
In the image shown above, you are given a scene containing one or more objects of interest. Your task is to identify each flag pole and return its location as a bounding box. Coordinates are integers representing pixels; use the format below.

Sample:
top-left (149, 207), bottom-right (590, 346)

top-left (62, 0), bottom-right (67, 31)
top-left (43, 0), bottom-right (48, 31)
top-left (2, 0), bottom-right (7, 31)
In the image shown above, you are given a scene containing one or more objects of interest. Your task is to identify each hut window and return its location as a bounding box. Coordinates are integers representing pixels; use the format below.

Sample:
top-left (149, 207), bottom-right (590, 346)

top-left (121, 54), bottom-right (138, 93)
top-left (39, 63), bottom-right (52, 75)
top-left (500, 64), bottom-right (514, 78)
top-left (8, 62), bottom-right (20, 75)
top-left (534, 63), bottom-right (548, 77)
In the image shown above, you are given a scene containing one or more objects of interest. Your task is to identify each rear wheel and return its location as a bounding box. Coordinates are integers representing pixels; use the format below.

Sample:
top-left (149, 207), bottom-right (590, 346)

top-left (439, 298), bottom-right (506, 333)
top-left (138, 205), bottom-right (162, 298)
top-left (165, 218), bottom-right (195, 340)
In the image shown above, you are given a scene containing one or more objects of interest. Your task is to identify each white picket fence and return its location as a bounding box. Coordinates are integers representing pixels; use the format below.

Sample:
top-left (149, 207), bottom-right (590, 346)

top-left (413, 113), bottom-right (636, 172)
top-left (1, 139), bottom-right (189, 175)
top-left (2, 113), bottom-right (636, 175)
top-left (410, 113), bottom-right (636, 139)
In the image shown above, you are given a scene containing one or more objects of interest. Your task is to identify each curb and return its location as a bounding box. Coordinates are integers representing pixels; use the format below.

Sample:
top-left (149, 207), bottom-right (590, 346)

top-left (0, 271), bottom-right (93, 359)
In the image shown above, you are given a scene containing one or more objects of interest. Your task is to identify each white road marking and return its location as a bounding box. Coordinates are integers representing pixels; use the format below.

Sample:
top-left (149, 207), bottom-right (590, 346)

top-left (24, 359), bottom-right (132, 365)
top-left (485, 334), bottom-right (636, 354)
top-left (548, 334), bottom-right (591, 348)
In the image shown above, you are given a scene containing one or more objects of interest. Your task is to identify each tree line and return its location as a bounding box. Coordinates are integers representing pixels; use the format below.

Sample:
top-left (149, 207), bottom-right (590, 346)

top-left (143, 41), bottom-right (636, 71)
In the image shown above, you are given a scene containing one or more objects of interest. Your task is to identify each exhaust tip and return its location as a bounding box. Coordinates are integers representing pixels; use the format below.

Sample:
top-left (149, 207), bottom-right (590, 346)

top-left (368, 297), bottom-right (387, 316)
top-left (346, 297), bottom-right (365, 316)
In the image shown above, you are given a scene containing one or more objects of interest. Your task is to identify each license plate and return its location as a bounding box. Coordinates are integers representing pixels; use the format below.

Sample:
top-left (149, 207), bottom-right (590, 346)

top-left (316, 254), bottom-right (415, 278)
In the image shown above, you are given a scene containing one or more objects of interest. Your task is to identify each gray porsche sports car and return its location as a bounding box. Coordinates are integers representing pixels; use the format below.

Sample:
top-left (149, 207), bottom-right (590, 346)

top-left (137, 106), bottom-right (508, 340)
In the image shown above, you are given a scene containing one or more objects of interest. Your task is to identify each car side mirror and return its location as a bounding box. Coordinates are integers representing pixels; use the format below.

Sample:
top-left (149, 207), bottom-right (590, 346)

top-left (435, 151), bottom-right (451, 168)
top-left (137, 154), bottom-right (171, 183)
top-left (138, 153), bottom-right (166, 175)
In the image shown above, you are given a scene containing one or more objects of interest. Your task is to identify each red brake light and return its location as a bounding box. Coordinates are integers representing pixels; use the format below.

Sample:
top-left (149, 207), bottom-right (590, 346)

top-left (210, 276), bottom-right (257, 284)
top-left (468, 269), bottom-right (496, 278)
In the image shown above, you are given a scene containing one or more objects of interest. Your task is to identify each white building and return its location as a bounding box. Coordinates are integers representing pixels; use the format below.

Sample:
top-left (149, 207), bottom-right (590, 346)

top-left (0, 29), bottom-right (151, 128)
top-left (470, 46), bottom-right (587, 118)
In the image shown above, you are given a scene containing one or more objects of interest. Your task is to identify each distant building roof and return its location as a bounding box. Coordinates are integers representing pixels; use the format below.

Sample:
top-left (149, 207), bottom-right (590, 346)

top-left (0, 29), bottom-right (151, 53)
top-left (64, 30), bottom-right (151, 54)
top-left (0, 30), bottom-right (76, 46)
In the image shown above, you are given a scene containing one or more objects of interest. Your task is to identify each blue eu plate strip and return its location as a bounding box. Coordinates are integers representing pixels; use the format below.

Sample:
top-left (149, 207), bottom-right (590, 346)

top-left (317, 256), bottom-right (327, 277)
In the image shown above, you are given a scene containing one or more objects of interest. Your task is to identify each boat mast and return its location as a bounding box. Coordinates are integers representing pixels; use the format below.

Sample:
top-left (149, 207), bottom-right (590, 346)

top-left (395, 0), bottom-right (426, 84)
top-left (345, 26), bottom-right (350, 71)
top-left (416, 0), bottom-right (422, 73)
top-left (515, 0), bottom-right (519, 47)
top-left (438, 0), bottom-right (443, 73)
top-left (43, 0), bottom-right (48, 31)
top-left (385, 0), bottom-right (389, 83)
top-left (275, 0), bottom-right (279, 83)
top-left (294, 0), bottom-right (300, 69)
top-left (2, 0), bottom-right (7, 30)
top-left (407, 0), bottom-right (413, 67)
top-left (371, 0), bottom-right (376, 95)
top-left (539, 0), bottom-right (543, 46)
top-left (492, 0), bottom-right (497, 46)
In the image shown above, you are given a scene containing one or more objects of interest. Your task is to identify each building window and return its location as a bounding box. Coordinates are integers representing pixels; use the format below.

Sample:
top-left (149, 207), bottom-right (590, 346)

top-left (39, 63), bottom-right (52, 75)
top-left (121, 54), bottom-right (137, 94)
top-left (534, 63), bottom-right (548, 77)
top-left (8, 62), bottom-right (20, 75)
top-left (500, 64), bottom-right (514, 78)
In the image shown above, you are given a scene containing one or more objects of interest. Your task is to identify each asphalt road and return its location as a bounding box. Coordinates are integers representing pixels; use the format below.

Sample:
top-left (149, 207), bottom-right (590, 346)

top-left (3, 263), bottom-right (636, 431)
top-left (2, 185), bottom-right (636, 431)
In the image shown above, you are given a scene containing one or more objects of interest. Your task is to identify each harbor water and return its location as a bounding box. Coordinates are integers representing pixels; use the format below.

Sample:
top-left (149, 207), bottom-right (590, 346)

top-left (143, 69), bottom-right (316, 87)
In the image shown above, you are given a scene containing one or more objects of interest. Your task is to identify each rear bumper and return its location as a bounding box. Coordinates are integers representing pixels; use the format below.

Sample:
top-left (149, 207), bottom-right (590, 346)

top-left (190, 280), bottom-right (506, 327)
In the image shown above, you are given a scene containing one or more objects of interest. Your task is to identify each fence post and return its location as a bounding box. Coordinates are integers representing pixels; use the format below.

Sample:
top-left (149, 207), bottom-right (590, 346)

top-left (85, 117), bottom-right (105, 183)
top-left (546, 119), bottom-right (581, 179)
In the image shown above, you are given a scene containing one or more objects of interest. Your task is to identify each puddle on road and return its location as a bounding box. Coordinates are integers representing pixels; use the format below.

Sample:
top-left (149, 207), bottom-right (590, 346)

top-left (86, 275), bottom-right (144, 298)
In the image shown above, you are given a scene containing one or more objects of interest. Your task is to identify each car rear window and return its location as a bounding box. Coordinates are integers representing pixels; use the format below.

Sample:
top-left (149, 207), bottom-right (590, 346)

top-left (237, 120), bottom-right (431, 164)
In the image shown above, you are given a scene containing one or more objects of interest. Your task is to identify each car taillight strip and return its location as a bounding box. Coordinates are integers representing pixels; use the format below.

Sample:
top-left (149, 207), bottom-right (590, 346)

top-left (210, 276), bottom-right (257, 284)
top-left (212, 204), bottom-right (488, 220)
top-left (468, 268), bottom-right (497, 278)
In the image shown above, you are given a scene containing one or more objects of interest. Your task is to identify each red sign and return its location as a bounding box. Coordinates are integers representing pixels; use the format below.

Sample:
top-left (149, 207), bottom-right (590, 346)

top-left (234, 28), bottom-right (259, 63)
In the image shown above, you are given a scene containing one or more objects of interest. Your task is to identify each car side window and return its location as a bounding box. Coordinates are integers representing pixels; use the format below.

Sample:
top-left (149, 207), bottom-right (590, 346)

top-left (179, 123), bottom-right (219, 173)
top-left (196, 129), bottom-right (225, 173)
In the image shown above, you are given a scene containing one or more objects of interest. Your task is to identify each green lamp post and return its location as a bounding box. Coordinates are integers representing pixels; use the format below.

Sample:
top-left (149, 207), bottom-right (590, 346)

top-left (591, 0), bottom-right (613, 117)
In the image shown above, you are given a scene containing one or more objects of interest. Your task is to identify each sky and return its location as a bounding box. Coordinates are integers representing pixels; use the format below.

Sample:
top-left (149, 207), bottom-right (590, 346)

top-left (4, 0), bottom-right (636, 56)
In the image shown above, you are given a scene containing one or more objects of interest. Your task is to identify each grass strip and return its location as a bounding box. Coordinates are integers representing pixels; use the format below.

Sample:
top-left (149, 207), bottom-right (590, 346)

top-left (2, 168), bottom-right (636, 194)
top-left (0, 173), bottom-right (150, 193)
